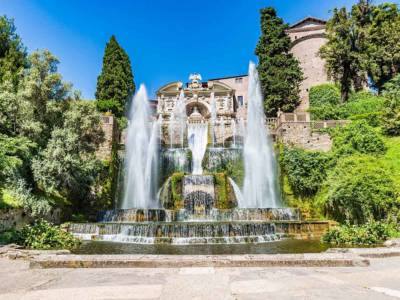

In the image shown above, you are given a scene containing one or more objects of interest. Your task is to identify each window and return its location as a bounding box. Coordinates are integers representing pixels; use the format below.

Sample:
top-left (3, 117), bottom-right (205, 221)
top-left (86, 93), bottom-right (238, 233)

top-left (237, 96), bottom-right (243, 106)
top-left (235, 77), bottom-right (243, 84)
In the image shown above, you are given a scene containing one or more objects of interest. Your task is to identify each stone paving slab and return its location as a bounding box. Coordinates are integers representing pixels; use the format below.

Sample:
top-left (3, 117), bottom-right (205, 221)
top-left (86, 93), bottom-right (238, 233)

top-left (29, 253), bottom-right (370, 269)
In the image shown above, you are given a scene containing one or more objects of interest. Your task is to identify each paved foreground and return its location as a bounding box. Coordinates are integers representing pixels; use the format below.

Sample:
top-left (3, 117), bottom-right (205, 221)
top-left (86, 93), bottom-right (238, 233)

top-left (1, 256), bottom-right (400, 300)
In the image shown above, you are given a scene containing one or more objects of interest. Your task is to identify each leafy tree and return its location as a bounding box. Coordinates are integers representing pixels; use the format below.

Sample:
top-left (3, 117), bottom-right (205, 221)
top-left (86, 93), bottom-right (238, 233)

top-left (32, 101), bottom-right (103, 206)
top-left (333, 120), bottom-right (386, 156)
top-left (323, 155), bottom-right (398, 224)
top-left (19, 50), bottom-right (74, 128)
top-left (255, 7), bottom-right (303, 117)
top-left (280, 148), bottom-right (329, 197)
top-left (320, 6), bottom-right (367, 102)
top-left (0, 16), bottom-right (27, 88)
top-left (96, 35), bottom-right (135, 118)
top-left (0, 134), bottom-right (36, 182)
top-left (366, 3), bottom-right (400, 91)
top-left (382, 74), bottom-right (400, 135)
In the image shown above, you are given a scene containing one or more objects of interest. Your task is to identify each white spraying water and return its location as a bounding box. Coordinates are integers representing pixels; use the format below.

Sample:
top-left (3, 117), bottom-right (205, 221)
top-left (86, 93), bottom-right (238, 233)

top-left (241, 62), bottom-right (280, 208)
top-left (168, 90), bottom-right (187, 148)
top-left (228, 177), bottom-right (244, 204)
top-left (210, 92), bottom-right (216, 147)
top-left (187, 123), bottom-right (208, 175)
top-left (175, 90), bottom-right (187, 147)
top-left (122, 84), bottom-right (160, 209)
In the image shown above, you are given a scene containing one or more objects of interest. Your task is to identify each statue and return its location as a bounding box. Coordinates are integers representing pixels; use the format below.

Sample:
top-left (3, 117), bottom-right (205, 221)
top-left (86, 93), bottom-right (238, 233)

top-left (188, 73), bottom-right (202, 90)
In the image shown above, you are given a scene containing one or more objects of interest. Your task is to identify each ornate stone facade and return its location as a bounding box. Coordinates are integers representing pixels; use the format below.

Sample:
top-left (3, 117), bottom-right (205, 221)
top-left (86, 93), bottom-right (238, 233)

top-left (157, 74), bottom-right (240, 145)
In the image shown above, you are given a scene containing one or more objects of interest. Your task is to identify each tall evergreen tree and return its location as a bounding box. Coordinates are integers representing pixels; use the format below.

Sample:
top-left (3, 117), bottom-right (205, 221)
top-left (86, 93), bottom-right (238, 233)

top-left (255, 7), bottom-right (303, 117)
top-left (0, 15), bottom-right (27, 89)
top-left (95, 35), bottom-right (135, 118)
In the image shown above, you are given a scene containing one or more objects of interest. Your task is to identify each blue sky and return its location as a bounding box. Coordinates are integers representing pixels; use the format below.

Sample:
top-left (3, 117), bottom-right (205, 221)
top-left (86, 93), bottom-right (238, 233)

top-left (1, 0), bottom-right (398, 99)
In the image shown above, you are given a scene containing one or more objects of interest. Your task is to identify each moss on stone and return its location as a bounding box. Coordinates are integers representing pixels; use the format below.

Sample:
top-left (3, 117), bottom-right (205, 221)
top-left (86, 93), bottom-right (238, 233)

top-left (171, 172), bottom-right (184, 209)
top-left (213, 172), bottom-right (237, 209)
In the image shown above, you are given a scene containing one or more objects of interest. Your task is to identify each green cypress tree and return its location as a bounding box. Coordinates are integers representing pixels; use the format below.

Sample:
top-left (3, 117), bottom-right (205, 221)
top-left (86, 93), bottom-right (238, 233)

top-left (255, 7), bottom-right (303, 117)
top-left (0, 15), bottom-right (27, 89)
top-left (95, 35), bottom-right (135, 118)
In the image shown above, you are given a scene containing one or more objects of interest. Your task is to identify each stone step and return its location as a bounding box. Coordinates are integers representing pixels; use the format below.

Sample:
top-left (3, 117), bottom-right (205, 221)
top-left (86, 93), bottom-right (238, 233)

top-left (29, 253), bottom-right (370, 269)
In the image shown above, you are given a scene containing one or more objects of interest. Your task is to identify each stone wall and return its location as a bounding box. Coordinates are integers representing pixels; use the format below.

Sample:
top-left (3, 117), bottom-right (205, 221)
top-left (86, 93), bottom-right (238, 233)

top-left (273, 112), bottom-right (348, 152)
top-left (0, 208), bottom-right (61, 232)
top-left (96, 114), bottom-right (118, 161)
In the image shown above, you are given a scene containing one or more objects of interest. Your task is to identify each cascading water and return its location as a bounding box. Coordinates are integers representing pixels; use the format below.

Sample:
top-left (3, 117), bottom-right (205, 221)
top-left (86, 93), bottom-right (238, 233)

top-left (242, 62), bottom-right (280, 208)
top-left (187, 121), bottom-right (208, 175)
top-left (122, 85), bottom-right (160, 209)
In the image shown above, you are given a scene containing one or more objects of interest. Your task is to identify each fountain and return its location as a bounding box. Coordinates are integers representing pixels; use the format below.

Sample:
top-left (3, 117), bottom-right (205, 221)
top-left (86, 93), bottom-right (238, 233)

top-left (68, 64), bottom-right (330, 245)
top-left (242, 62), bottom-right (280, 208)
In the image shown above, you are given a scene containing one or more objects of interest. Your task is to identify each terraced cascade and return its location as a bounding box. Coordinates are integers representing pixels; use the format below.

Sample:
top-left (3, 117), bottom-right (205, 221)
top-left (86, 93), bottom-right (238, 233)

top-left (68, 62), bottom-right (331, 247)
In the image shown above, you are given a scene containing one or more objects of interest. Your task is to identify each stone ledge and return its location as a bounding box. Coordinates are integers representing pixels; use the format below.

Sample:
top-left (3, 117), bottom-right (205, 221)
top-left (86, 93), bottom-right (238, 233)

top-left (29, 253), bottom-right (369, 269)
top-left (326, 247), bottom-right (400, 258)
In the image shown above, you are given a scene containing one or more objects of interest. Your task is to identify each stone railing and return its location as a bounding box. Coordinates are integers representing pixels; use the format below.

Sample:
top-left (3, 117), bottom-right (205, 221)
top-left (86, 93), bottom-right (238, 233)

top-left (312, 120), bottom-right (349, 130)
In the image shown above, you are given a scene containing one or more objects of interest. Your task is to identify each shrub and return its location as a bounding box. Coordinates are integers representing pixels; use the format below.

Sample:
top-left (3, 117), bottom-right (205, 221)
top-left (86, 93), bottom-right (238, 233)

top-left (322, 222), bottom-right (399, 245)
top-left (309, 89), bottom-right (385, 121)
top-left (340, 92), bottom-right (385, 118)
top-left (322, 155), bottom-right (398, 225)
top-left (332, 120), bottom-right (386, 156)
top-left (2, 219), bottom-right (79, 250)
top-left (280, 148), bottom-right (329, 197)
top-left (309, 84), bottom-right (340, 106)
top-left (349, 112), bottom-right (383, 127)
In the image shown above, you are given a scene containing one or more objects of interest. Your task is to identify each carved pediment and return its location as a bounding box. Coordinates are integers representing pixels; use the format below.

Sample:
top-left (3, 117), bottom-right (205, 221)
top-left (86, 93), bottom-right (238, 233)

top-left (157, 82), bottom-right (182, 95)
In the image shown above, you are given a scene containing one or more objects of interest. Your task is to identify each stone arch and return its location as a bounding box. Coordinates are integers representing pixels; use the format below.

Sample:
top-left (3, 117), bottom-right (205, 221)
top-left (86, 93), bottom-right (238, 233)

top-left (185, 100), bottom-right (210, 118)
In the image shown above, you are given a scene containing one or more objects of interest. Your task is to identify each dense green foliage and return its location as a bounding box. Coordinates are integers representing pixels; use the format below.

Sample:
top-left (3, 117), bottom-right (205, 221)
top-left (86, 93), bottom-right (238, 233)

top-left (0, 220), bottom-right (79, 250)
top-left (0, 18), bottom-right (110, 221)
top-left (32, 101), bottom-right (104, 210)
top-left (322, 222), bottom-right (399, 245)
top-left (96, 35), bottom-right (135, 118)
top-left (309, 84), bottom-right (341, 107)
top-left (332, 120), bottom-right (386, 156)
top-left (382, 74), bottom-right (400, 135)
top-left (309, 86), bottom-right (385, 121)
top-left (255, 7), bottom-right (303, 116)
top-left (321, 1), bottom-right (400, 100)
top-left (320, 6), bottom-right (366, 102)
top-left (280, 148), bottom-right (329, 197)
top-left (322, 155), bottom-right (398, 224)
top-left (0, 16), bottom-right (27, 88)
top-left (365, 3), bottom-right (400, 91)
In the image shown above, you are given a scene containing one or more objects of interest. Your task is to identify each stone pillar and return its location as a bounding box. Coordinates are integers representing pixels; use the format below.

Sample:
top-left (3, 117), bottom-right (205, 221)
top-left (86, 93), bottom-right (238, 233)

top-left (96, 114), bottom-right (118, 160)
